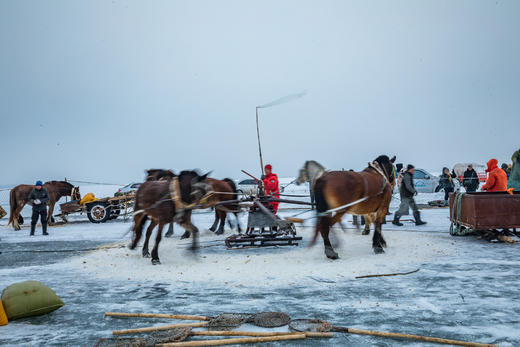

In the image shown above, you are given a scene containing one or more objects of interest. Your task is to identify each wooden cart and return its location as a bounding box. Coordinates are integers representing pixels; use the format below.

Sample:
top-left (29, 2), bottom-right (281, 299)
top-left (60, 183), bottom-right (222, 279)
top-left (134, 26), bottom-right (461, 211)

top-left (57, 193), bottom-right (135, 224)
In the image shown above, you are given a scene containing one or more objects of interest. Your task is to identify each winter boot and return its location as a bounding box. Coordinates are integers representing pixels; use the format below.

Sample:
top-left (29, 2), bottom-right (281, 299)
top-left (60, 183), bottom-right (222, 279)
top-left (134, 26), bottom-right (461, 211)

top-left (30, 224), bottom-right (36, 236)
top-left (392, 214), bottom-right (403, 226)
top-left (413, 211), bottom-right (427, 226)
top-left (42, 223), bottom-right (49, 236)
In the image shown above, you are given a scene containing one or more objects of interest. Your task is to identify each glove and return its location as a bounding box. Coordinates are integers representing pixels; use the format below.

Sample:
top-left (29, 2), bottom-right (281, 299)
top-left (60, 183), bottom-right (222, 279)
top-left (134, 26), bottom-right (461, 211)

top-left (261, 175), bottom-right (265, 180)
top-left (34, 199), bottom-right (41, 205)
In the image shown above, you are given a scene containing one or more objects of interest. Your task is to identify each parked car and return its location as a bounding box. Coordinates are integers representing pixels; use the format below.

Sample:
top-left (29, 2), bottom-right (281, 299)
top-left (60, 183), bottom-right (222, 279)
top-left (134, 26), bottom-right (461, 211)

top-left (405, 168), bottom-right (460, 193)
top-left (114, 182), bottom-right (141, 197)
top-left (237, 178), bottom-right (259, 195)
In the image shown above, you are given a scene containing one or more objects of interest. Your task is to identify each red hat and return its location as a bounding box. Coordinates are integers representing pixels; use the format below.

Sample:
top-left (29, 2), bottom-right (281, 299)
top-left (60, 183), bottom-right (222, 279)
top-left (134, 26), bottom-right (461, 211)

top-left (265, 164), bottom-right (272, 170)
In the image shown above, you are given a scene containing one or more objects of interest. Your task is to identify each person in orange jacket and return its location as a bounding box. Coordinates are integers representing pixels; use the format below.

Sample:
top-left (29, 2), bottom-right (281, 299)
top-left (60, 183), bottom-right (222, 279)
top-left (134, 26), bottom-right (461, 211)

top-left (262, 164), bottom-right (280, 213)
top-left (481, 158), bottom-right (508, 192)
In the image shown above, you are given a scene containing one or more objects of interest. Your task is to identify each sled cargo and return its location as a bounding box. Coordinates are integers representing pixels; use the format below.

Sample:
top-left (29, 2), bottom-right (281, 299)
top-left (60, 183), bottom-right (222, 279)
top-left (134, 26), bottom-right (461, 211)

top-left (449, 191), bottom-right (520, 230)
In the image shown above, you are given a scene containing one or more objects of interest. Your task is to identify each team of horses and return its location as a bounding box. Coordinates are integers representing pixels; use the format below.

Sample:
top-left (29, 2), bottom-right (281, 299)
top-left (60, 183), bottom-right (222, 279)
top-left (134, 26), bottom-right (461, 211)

top-left (6, 154), bottom-right (397, 264)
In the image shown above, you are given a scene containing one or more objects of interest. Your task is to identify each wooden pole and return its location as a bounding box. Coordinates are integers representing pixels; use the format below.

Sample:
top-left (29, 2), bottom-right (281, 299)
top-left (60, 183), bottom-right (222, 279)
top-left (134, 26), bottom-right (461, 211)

top-left (256, 107), bottom-right (264, 175)
top-left (157, 334), bottom-right (306, 347)
top-left (190, 331), bottom-right (332, 338)
top-left (112, 322), bottom-right (207, 335)
top-left (345, 328), bottom-right (498, 347)
top-left (105, 312), bottom-right (208, 321)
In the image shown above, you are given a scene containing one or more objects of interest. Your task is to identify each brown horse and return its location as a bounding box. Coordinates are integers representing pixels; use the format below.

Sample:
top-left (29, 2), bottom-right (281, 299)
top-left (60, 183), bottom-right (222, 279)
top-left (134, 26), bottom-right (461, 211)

top-left (8, 181), bottom-right (80, 230)
top-left (129, 170), bottom-right (212, 265)
top-left (312, 155), bottom-right (396, 259)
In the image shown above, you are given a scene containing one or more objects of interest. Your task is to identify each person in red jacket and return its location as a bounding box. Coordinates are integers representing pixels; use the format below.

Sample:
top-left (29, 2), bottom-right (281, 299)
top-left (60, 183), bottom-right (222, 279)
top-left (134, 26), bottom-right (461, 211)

top-left (262, 164), bottom-right (280, 213)
top-left (482, 158), bottom-right (508, 192)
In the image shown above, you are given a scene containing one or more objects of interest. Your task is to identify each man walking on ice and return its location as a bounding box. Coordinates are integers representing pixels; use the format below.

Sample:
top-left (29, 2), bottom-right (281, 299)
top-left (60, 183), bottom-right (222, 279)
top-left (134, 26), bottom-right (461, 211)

top-left (28, 181), bottom-right (50, 236)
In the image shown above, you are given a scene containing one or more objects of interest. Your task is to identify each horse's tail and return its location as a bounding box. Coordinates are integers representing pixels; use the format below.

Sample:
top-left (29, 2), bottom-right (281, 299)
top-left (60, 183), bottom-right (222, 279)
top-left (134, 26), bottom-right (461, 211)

top-left (310, 177), bottom-right (329, 246)
top-left (223, 178), bottom-right (237, 195)
top-left (7, 188), bottom-right (17, 226)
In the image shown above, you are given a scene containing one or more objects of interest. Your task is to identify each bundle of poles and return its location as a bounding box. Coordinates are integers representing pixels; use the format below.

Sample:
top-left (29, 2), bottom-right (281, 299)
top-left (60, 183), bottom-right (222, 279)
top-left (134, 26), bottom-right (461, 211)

top-left (104, 311), bottom-right (497, 347)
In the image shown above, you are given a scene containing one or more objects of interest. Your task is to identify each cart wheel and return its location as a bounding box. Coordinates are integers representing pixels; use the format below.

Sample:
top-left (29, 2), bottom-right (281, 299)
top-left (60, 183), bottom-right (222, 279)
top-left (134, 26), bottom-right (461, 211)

top-left (87, 203), bottom-right (111, 223)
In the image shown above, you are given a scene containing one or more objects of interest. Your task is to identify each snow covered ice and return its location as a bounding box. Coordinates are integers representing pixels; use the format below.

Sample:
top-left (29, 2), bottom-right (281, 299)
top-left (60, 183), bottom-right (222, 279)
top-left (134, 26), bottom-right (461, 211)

top-left (0, 188), bottom-right (519, 346)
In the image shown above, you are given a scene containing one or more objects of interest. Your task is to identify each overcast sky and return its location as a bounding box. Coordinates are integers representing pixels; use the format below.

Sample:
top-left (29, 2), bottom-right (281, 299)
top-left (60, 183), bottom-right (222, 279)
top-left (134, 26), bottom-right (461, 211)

top-left (1, 0), bottom-right (519, 185)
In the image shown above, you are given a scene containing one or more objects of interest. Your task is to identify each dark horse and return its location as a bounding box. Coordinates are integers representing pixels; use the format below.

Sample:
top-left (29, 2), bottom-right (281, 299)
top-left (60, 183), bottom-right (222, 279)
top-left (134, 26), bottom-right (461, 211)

top-left (206, 178), bottom-right (241, 235)
top-left (8, 181), bottom-right (80, 230)
top-left (312, 155), bottom-right (396, 259)
top-left (145, 169), bottom-right (176, 237)
top-left (129, 170), bottom-right (212, 265)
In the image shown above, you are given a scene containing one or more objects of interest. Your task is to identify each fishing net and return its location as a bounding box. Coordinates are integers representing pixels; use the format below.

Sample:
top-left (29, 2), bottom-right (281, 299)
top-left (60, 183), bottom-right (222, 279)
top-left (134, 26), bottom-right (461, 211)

top-left (94, 337), bottom-right (146, 347)
top-left (206, 313), bottom-right (252, 330)
top-left (94, 328), bottom-right (191, 347)
top-left (289, 319), bottom-right (332, 333)
top-left (249, 312), bottom-right (291, 328)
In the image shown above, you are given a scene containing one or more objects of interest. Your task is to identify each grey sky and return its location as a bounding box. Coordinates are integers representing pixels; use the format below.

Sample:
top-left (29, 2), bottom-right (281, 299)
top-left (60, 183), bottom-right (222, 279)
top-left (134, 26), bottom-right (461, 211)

top-left (1, 0), bottom-right (519, 185)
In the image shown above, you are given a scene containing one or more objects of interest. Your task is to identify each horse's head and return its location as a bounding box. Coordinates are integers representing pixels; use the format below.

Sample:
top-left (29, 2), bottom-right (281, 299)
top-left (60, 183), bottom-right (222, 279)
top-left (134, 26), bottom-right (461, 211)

top-left (145, 169), bottom-right (176, 181)
top-left (178, 170), bottom-right (213, 204)
top-left (296, 160), bottom-right (325, 185)
top-left (374, 155), bottom-right (396, 184)
top-left (71, 186), bottom-right (81, 200)
top-left (295, 163), bottom-right (310, 185)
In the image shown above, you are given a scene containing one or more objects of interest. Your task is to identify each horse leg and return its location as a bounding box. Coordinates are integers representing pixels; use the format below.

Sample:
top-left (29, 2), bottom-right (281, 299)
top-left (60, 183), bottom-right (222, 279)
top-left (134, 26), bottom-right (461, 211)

top-left (372, 210), bottom-right (387, 253)
top-left (142, 220), bottom-right (156, 258)
top-left (330, 210), bottom-right (347, 227)
top-left (129, 214), bottom-right (146, 250)
top-left (13, 205), bottom-right (25, 230)
top-left (48, 202), bottom-right (56, 225)
top-left (209, 209), bottom-right (219, 232)
top-left (180, 210), bottom-right (192, 239)
top-left (165, 222), bottom-right (174, 238)
top-left (362, 214), bottom-right (372, 235)
top-left (180, 221), bottom-right (199, 253)
top-left (215, 210), bottom-right (226, 235)
top-left (151, 222), bottom-right (165, 265)
top-left (234, 212), bottom-right (242, 233)
top-left (317, 216), bottom-right (338, 259)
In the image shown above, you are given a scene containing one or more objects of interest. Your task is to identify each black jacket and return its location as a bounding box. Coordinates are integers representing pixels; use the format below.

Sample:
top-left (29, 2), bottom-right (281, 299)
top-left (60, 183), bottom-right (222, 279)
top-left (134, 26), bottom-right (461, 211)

top-left (462, 169), bottom-right (479, 191)
top-left (439, 170), bottom-right (457, 190)
top-left (400, 171), bottom-right (416, 198)
top-left (28, 188), bottom-right (50, 211)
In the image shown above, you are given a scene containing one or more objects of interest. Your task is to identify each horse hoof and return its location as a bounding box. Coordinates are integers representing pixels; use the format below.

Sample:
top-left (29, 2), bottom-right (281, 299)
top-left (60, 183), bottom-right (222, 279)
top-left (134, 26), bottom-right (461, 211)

top-left (374, 247), bottom-right (385, 254)
top-left (164, 232), bottom-right (174, 238)
top-left (215, 230), bottom-right (224, 235)
top-left (325, 247), bottom-right (339, 260)
top-left (142, 252), bottom-right (150, 258)
top-left (128, 243), bottom-right (136, 250)
top-left (381, 241), bottom-right (387, 248)
top-left (151, 258), bottom-right (161, 265)
top-left (361, 230), bottom-right (370, 235)
top-left (180, 231), bottom-right (190, 239)
top-left (209, 227), bottom-right (216, 232)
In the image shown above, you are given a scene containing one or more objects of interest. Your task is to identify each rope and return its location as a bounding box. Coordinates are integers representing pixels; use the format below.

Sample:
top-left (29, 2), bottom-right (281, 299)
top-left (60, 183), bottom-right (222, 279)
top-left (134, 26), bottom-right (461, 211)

top-left (449, 192), bottom-right (475, 236)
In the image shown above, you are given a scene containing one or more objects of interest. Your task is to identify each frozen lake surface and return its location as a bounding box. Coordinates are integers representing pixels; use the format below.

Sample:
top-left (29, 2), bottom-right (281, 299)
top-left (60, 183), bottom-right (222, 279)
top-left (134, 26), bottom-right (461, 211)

top-left (0, 191), bottom-right (519, 346)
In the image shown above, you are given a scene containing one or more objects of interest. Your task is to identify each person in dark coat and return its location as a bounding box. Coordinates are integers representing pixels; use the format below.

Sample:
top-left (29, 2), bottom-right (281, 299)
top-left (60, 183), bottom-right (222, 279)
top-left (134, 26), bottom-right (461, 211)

top-left (28, 180), bottom-right (50, 236)
top-left (392, 164), bottom-right (426, 226)
top-left (501, 163), bottom-right (511, 178)
top-left (439, 167), bottom-right (457, 201)
top-left (462, 164), bottom-right (479, 192)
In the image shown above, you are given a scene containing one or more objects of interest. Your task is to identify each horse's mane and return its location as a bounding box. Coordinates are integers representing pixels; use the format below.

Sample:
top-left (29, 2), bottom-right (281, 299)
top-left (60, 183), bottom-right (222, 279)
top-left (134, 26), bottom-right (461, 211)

top-left (306, 160), bottom-right (325, 171)
top-left (45, 180), bottom-right (74, 188)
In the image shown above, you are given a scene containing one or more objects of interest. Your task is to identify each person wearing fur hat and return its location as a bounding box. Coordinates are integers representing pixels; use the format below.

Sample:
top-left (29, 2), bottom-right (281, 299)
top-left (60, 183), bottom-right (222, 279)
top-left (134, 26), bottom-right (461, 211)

top-left (393, 164), bottom-right (426, 226)
top-left (262, 164), bottom-right (280, 213)
top-left (28, 181), bottom-right (50, 236)
top-left (482, 159), bottom-right (508, 192)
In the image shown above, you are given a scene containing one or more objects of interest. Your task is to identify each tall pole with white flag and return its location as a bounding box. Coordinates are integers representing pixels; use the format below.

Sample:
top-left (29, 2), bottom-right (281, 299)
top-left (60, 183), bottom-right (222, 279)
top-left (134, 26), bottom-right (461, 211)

top-left (255, 91), bottom-right (306, 175)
